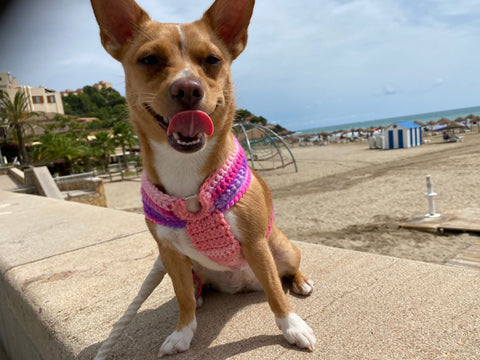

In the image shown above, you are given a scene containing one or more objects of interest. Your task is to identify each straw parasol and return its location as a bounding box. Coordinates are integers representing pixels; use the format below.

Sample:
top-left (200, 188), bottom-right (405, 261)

top-left (437, 117), bottom-right (452, 125)
top-left (443, 121), bottom-right (464, 130)
top-left (317, 132), bottom-right (330, 139)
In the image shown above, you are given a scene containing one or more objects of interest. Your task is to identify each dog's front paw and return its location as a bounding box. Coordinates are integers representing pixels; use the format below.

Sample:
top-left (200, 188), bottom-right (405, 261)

top-left (275, 313), bottom-right (316, 351)
top-left (292, 278), bottom-right (315, 296)
top-left (158, 320), bottom-right (197, 357)
top-left (196, 295), bottom-right (203, 308)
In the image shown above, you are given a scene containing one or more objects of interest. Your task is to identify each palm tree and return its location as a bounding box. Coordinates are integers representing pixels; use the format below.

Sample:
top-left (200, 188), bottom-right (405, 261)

top-left (0, 90), bottom-right (37, 164)
top-left (92, 131), bottom-right (115, 171)
top-left (33, 132), bottom-right (87, 175)
top-left (113, 121), bottom-right (136, 169)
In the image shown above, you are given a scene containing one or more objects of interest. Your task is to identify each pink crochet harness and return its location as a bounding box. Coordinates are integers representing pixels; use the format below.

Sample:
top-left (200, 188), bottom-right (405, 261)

top-left (142, 137), bottom-right (273, 270)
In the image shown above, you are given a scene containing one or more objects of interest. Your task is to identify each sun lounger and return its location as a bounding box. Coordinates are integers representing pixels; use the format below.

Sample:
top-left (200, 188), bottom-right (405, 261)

top-left (444, 134), bottom-right (464, 143)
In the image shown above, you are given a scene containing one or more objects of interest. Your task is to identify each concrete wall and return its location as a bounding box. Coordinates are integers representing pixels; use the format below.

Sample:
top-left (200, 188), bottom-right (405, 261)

top-left (1, 191), bottom-right (479, 360)
top-left (57, 178), bottom-right (107, 207)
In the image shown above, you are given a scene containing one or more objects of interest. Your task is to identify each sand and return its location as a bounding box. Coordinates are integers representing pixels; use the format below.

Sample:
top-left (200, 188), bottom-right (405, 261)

top-left (104, 131), bottom-right (480, 265)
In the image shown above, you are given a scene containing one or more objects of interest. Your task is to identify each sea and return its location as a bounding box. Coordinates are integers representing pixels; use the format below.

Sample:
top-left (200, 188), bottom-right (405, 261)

top-left (296, 105), bottom-right (480, 135)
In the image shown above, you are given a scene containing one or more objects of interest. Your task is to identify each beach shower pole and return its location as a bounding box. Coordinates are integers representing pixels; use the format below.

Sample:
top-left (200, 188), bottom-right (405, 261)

top-left (425, 175), bottom-right (440, 218)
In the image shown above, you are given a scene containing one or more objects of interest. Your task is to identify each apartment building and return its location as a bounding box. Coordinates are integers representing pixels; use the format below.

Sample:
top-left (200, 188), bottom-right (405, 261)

top-left (0, 72), bottom-right (64, 114)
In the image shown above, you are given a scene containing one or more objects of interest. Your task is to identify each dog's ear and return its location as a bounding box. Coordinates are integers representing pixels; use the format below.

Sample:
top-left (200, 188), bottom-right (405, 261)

top-left (91, 0), bottom-right (150, 60)
top-left (203, 0), bottom-right (255, 60)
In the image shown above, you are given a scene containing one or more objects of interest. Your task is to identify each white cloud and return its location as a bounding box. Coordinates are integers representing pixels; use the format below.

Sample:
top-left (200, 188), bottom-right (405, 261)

top-left (383, 85), bottom-right (397, 95)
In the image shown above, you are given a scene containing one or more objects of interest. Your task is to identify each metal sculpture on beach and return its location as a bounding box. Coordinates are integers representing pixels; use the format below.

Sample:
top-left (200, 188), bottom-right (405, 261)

top-left (233, 123), bottom-right (298, 172)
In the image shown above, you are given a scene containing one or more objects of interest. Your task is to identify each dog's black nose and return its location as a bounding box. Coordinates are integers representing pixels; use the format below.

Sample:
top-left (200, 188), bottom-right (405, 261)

top-left (170, 77), bottom-right (205, 109)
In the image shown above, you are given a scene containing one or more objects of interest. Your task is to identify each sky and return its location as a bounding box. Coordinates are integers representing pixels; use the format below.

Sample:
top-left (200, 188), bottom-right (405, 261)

top-left (1, 0), bottom-right (479, 131)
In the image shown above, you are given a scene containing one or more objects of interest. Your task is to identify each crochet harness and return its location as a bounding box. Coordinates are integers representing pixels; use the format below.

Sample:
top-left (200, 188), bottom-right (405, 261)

top-left (142, 137), bottom-right (272, 270)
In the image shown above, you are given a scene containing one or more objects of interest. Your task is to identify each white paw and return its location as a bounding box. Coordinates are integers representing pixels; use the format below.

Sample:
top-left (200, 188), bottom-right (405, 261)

top-left (196, 295), bottom-right (203, 308)
top-left (292, 279), bottom-right (315, 296)
top-left (275, 313), bottom-right (316, 351)
top-left (158, 319), bottom-right (197, 357)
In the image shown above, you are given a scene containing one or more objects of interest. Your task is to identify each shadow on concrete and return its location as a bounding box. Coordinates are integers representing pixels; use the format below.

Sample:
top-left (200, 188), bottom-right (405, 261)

top-left (78, 289), bottom-right (296, 360)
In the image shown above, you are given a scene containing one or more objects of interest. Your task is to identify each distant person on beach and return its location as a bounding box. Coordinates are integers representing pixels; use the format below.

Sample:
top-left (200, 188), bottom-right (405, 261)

top-left (443, 132), bottom-right (449, 140)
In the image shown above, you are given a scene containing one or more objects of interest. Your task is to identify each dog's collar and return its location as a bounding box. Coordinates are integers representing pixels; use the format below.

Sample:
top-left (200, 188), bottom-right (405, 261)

top-left (141, 136), bottom-right (252, 269)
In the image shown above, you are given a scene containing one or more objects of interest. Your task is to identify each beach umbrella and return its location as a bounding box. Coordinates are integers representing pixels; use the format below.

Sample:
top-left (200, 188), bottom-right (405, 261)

top-left (444, 122), bottom-right (464, 130)
top-left (437, 117), bottom-right (452, 125)
top-left (425, 120), bottom-right (437, 130)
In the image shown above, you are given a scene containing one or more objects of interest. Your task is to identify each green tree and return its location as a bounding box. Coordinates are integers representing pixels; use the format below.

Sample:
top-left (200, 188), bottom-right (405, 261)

top-left (92, 131), bottom-right (115, 171)
top-left (41, 113), bottom-right (85, 135)
top-left (62, 86), bottom-right (127, 122)
top-left (235, 109), bottom-right (253, 123)
top-left (113, 121), bottom-right (136, 169)
top-left (250, 116), bottom-right (267, 126)
top-left (0, 90), bottom-right (38, 164)
top-left (101, 87), bottom-right (126, 107)
top-left (273, 124), bottom-right (287, 134)
top-left (33, 132), bottom-right (87, 175)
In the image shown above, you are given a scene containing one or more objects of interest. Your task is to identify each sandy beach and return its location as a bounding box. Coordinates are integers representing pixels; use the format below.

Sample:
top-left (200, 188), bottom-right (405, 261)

top-left (104, 131), bottom-right (480, 265)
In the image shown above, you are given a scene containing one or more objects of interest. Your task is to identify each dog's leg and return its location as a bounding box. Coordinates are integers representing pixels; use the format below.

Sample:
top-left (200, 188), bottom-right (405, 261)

top-left (157, 244), bottom-right (197, 357)
top-left (241, 239), bottom-right (316, 351)
top-left (269, 226), bottom-right (315, 296)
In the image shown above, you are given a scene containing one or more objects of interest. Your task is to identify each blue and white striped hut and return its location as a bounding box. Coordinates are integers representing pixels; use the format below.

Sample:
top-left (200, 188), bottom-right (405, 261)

top-left (383, 121), bottom-right (422, 150)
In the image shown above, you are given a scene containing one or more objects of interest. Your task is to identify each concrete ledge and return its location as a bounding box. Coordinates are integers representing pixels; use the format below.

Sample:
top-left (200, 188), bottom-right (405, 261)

top-left (8, 168), bottom-right (24, 184)
top-left (1, 191), bottom-right (479, 359)
top-left (30, 167), bottom-right (63, 200)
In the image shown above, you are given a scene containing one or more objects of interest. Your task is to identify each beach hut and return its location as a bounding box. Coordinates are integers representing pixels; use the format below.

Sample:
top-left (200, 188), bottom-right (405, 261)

top-left (383, 121), bottom-right (422, 150)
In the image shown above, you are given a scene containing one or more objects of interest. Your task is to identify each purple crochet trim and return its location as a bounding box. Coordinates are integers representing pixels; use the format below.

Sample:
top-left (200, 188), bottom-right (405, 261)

top-left (142, 200), bottom-right (187, 229)
top-left (214, 155), bottom-right (251, 212)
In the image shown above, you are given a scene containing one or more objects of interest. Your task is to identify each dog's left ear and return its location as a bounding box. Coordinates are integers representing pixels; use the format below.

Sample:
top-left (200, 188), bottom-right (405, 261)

top-left (203, 0), bottom-right (255, 60)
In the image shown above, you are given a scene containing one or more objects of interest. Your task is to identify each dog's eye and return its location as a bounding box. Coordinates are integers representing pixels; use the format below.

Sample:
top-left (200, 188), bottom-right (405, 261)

top-left (205, 56), bottom-right (221, 65)
top-left (139, 55), bottom-right (160, 66)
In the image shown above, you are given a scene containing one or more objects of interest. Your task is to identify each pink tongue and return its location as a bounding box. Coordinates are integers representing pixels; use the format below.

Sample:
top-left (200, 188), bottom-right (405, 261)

top-left (167, 111), bottom-right (214, 137)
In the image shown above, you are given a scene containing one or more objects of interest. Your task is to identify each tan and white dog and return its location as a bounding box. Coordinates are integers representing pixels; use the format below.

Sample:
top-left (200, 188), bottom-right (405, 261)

top-left (91, 0), bottom-right (316, 356)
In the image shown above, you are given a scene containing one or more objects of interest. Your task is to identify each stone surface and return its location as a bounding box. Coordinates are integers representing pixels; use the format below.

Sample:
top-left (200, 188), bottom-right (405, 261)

top-left (1, 190), bottom-right (479, 360)
top-left (0, 191), bottom-right (148, 270)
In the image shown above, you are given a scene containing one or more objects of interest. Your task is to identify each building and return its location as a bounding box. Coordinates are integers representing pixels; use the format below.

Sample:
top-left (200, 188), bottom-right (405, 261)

top-left (61, 81), bottom-right (112, 97)
top-left (383, 121), bottom-right (422, 150)
top-left (93, 81), bottom-right (112, 91)
top-left (0, 72), bottom-right (64, 114)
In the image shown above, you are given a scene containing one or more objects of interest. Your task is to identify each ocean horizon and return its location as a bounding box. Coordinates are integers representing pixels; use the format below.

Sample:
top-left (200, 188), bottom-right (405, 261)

top-left (296, 105), bottom-right (480, 135)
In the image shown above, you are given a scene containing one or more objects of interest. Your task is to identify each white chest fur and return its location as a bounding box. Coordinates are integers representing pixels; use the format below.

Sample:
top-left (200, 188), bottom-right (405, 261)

top-left (148, 138), bottom-right (217, 198)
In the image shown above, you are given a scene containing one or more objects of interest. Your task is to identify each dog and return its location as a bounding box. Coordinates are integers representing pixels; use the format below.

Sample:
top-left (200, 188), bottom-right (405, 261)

top-left (91, 0), bottom-right (316, 356)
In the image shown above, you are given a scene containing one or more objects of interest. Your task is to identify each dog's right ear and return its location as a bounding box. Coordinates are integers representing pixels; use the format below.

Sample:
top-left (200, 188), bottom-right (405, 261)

top-left (91, 0), bottom-right (150, 60)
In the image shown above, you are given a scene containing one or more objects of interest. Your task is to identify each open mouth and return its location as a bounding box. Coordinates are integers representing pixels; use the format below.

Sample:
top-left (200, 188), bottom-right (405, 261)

top-left (144, 104), bottom-right (214, 153)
